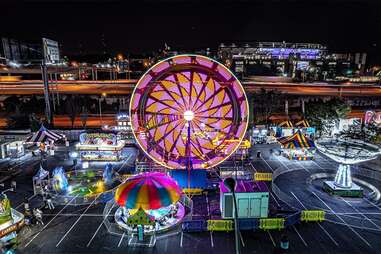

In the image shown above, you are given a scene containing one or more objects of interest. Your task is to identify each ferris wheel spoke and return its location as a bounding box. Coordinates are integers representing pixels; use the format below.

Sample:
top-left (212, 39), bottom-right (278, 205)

top-left (196, 101), bottom-right (232, 115)
top-left (191, 75), bottom-right (209, 111)
top-left (189, 122), bottom-right (212, 160)
top-left (194, 86), bottom-right (224, 113)
top-left (169, 128), bottom-right (184, 155)
top-left (147, 95), bottom-right (182, 113)
top-left (173, 74), bottom-right (190, 109)
top-left (196, 115), bottom-right (234, 121)
top-left (147, 120), bottom-right (184, 152)
top-left (158, 81), bottom-right (186, 111)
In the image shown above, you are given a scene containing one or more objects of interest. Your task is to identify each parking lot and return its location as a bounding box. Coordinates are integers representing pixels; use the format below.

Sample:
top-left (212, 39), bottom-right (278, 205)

top-left (2, 144), bottom-right (381, 254)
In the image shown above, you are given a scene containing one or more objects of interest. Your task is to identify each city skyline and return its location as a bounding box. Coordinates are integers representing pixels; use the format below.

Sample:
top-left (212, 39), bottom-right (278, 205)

top-left (2, 0), bottom-right (381, 61)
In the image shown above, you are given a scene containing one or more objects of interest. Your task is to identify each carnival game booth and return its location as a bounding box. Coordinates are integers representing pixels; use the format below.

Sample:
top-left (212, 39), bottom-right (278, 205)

top-left (277, 131), bottom-right (316, 160)
top-left (114, 172), bottom-right (184, 246)
top-left (102, 113), bottom-right (135, 146)
top-left (25, 125), bottom-right (65, 155)
top-left (0, 194), bottom-right (25, 246)
top-left (76, 132), bottom-right (125, 161)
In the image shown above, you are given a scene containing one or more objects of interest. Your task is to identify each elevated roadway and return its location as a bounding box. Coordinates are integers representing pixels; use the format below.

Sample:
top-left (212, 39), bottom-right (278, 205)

top-left (0, 79), bottom-right (380, 97)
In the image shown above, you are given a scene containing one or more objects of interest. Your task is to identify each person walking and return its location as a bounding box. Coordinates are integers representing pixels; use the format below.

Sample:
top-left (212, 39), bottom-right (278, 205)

top-left (11, 180), bottom-right (16, 191)
top-left (33, 208), bottom-right (44, 225)
top-left (47, 195), bottom-right (55, 210)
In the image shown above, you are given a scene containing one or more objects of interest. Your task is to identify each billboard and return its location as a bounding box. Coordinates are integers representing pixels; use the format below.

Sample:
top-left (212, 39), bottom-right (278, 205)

top-left (42, 38), bottom-right (60, 64)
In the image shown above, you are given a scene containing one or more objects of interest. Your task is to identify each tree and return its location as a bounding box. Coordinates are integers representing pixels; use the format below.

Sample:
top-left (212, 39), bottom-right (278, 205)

top-left (305, 98), bottom-right (351, 136)
top-left (80, 106), bottom-right (89, 129)
top-left (251, 89), bottom-right (285, 125)
top-left (6, 106), bottom-right (30, 130)
top-left (65, 95), bottom-right (80, 128)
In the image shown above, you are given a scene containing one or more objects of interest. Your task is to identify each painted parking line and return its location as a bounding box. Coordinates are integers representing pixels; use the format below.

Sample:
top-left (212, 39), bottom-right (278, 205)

top-left (117, 154), bottom-right (132, 173)
top-left (210, 231), bottom-right (214, 248)
top-left (267, 231), bottom-right (276, 247)
top-left (180, 231), bottom-right (183, 248)
top-left (24, 195), bottom-right (78, 248)
top-left (56, 195), bottom-right (100, 247)
top-left (86, 203), bottom-right (116, 247)
top-left (206, 195), bottom-right (210, 217)
top-left (117, 232), bottom-right (125, 248)
top-left (296, 161), bottom-right (310, 173)
top-left (269, 192), bottom-right (280, 207)
top-left (239, 231), bottom-right (245, 247)
top-left (311, 191), bottom-right (372, 248)
top-left (249, 162), bottom-right (257, 172)
top-left (292, 225), bottom-right (308, 247)
top-left (340, 197), bottom-right (381, 230)
top-left (290, 191), bottom-right (338, 246)
top-left (364, 199), bottom-right (381, 211)
top-left (260, 157), bottom-right (274, 172)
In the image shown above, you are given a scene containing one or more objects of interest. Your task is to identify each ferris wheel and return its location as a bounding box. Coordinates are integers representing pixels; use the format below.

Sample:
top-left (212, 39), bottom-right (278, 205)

top-left (130, 55), bottom-right (249, 169)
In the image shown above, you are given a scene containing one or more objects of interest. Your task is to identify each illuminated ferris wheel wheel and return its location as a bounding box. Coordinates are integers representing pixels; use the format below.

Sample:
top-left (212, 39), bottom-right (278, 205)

top-left (130, 55), bottom-right (249, 169)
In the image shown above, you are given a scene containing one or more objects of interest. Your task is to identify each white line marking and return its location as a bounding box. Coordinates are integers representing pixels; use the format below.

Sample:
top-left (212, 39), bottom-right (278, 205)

top-left (117, 232), bottom-right (125, 248)
top-left (180, 231), bottom-right (183, 248)
top-left (312, 191), bottom-right (372, 247)
top-left (56, 195), bottom-right (99, 247)
top-left (206, 195), bottom-right (210, 217)
top-left (267, 231), bottom-right (276, 247)
top-left (340, 198), bottom-right (381, 230)
top-left (317, 223), bottom-right (339, 246)
top-left (210, 231), bottom-right (214, 248)
top-left (249, 162), bottom-right (257, 172)
top-left (364, 199), bottom-right (381, 211)
top-left (290, 191), bottom-right (339, 247)
top-left (117, 154), bottom-right (132, 173)
top-left (270, 192), bottom-right (280, 207)
top-left (260, 157), bottom-right (274, 172)
top-left (239, 231), bottom-right (245, 247)
top-left (292, 225), bottom-right (308, 247)
top-left (86, 203), bottom-right (116, 247)
top-left (297, 161), bottom-right (310, 173)
top-left (24, 195), bottom-right (78, 248)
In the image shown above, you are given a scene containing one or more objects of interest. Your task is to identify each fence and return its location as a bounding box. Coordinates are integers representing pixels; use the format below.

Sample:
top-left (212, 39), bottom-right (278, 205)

top-left (254, 172), bottom-right (273, 181)
top-left (301, 210), bottom-right (325, 222)
top-left (207, 220), bottom-right (234, 231)
top-left (259, 218), bottom-right (285, 230)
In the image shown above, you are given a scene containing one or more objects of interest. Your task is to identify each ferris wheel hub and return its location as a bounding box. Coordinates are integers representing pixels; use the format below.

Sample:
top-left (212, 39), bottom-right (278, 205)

top-left (183, 110), bottom-right (195, 121)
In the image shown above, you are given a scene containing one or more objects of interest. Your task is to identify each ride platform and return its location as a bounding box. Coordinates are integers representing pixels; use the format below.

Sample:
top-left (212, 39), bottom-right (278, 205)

top-left (323, 181), bottom-right (363, 198)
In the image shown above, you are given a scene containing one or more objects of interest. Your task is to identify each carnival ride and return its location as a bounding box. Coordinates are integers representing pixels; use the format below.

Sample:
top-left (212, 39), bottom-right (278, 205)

top-left (76, 132), bottom-right (125, 161)
top-left (45, 164), bottom-right (121, 205)
top-left (129, 54), bottom-right (249, 170)
top-left (102, 55), bottom-right (250, 245)
top-left (316, 137), bottom-right (381, 197)
top-left (277, 131), bottom-right (316, 160)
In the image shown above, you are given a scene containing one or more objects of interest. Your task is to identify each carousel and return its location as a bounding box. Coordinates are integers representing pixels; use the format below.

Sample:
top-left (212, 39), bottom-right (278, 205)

top-left (113, 172), bottom-right (184, 246)
top-left (277, 131), bottom-right (316, 160)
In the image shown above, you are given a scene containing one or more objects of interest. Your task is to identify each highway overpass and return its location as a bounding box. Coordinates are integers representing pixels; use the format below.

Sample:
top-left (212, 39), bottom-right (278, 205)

top-left (0, 79), bottom-right (381, 97)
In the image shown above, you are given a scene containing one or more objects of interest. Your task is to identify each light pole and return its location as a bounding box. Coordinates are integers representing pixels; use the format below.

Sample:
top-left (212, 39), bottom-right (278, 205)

top-left (99, 92), bottom-right (107, 126)
top-left (224, 177), bottom-right (240, 254)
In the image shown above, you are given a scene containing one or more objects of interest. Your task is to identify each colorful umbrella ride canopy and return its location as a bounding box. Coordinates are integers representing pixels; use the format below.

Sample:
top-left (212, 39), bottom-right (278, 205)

top-left (130, 54), bottom-right (249, 169)
top-left (115, 172), bottom-right (182, 210)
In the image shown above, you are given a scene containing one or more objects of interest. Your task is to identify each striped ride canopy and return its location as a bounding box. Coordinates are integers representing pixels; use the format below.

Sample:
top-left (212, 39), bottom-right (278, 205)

top-left (26, 125), bottom-right (64, 143)
top-left (277, 131), bottom-right (315, 149)
top-left (278, 120), bottom-right (293, 128)
top-left (295, 119), bottom-right (310, 128)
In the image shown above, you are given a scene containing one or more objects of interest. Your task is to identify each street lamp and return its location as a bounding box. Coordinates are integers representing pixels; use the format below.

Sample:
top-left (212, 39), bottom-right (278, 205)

top-left (223, 177), bottom-right (240, 254)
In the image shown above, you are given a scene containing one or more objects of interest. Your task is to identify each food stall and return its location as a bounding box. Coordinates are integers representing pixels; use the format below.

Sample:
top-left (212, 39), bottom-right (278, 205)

top-left (76, 133), bottom-right (125, 161)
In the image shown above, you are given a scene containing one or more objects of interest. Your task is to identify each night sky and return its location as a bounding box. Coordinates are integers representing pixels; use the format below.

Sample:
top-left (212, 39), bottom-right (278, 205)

top-left (2, 0), bottom-right (381, 62)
